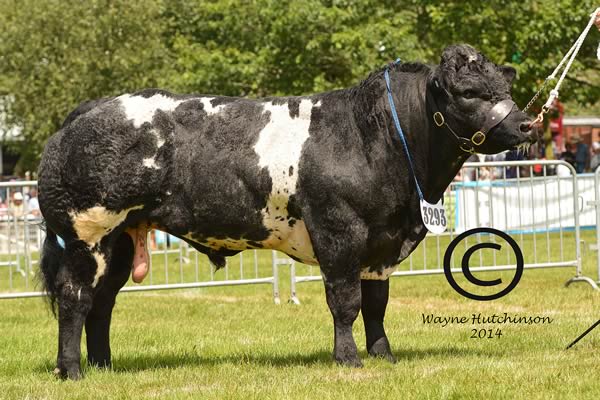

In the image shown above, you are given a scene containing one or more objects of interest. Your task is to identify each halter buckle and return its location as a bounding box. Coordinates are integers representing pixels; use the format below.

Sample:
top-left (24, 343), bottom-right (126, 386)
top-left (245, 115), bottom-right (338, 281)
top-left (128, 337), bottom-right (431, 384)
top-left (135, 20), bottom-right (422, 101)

top-left (471, 131), bottom-right (486, 146)
top-left (460, 143), bottom-right (475, 154)
top-left (433, 112), bottom-right (445, 127)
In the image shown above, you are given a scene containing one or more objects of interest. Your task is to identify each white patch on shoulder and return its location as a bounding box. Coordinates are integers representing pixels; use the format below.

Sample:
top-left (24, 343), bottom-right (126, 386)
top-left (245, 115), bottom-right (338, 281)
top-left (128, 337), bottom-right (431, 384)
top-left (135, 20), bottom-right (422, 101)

top-left (69, 205), bottom-right (144, 247)
top-left (360, 266), bottom-right (397, 280)
top-left (118, 93), bottom-right (184, 128)
top-left (92, 252), bottom-right (106, 287)
top-left (252, 98), bottom-right (320, 264)
top-left (200, 98), bottom-right (226, 115)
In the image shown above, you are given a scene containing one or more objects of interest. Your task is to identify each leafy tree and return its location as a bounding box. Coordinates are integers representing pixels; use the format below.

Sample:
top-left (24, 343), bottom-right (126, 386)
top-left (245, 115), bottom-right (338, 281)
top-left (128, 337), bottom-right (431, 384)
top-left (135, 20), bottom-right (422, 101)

top-left (0, 0), bottom-right (169, 172)
top-left (161, 0), bottom-right (424, 96)
top-left (413, 0), bottom-right (600, 110)
top-left (0, 0), bottom-right (599, 171)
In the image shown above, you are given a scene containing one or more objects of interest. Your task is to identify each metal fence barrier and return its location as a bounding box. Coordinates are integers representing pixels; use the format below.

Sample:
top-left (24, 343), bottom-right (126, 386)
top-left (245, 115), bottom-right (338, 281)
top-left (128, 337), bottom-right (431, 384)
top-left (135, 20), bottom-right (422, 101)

top-left (0, 181), bottom-right (43, 297)
top-left (291, 160), bottom-right (599, 300)
top-left (589, 167), bottom-right (600, 285)
top-left (1, 160), bottom-right (599, 302)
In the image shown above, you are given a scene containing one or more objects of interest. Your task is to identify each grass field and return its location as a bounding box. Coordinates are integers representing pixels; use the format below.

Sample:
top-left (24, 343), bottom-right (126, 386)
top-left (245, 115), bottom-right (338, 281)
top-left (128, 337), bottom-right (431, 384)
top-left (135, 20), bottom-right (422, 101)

top-left (1, 230), bottom-right (600, 399)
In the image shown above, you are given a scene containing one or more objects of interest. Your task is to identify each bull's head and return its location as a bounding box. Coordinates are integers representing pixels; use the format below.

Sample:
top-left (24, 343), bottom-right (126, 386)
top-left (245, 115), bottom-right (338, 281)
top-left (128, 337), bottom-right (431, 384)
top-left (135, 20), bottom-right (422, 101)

top-left (430, 44), bottom-right (536, 154)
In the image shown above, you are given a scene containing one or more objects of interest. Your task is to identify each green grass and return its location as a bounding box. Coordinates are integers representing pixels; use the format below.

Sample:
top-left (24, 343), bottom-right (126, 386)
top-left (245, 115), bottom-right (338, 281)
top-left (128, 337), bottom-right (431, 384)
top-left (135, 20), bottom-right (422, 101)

top-left (1, 231), bottom-right (600, 399)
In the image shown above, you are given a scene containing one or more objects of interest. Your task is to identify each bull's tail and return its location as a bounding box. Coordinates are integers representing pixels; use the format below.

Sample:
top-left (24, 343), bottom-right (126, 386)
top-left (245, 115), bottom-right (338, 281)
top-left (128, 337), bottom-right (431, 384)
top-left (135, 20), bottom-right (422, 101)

top-left (39, 225), bottom-right (63, 316)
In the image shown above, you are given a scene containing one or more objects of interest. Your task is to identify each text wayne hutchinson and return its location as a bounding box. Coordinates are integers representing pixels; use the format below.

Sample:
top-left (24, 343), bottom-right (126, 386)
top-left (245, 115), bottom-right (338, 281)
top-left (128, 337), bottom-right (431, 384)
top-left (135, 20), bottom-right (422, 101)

top-left (422, 313), bottom-right (553, 327)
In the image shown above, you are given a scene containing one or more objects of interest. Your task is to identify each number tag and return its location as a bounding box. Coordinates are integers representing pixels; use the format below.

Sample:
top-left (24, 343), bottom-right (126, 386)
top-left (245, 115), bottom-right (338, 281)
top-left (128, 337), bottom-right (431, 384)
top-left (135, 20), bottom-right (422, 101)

top-left (420, 198), bottom-right (447, 234)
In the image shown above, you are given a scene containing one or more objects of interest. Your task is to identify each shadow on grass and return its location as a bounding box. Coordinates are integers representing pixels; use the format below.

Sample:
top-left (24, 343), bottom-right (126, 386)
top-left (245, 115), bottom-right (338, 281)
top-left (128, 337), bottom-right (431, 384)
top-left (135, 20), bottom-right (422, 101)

top-left (392, 346), bottom-right (492, 361)
top-left (35, 345), bottom-right (492, 375)
top-left (110, 350), bottom-right (334, 372)
top-left (33, 350), bottom-right (332, 375)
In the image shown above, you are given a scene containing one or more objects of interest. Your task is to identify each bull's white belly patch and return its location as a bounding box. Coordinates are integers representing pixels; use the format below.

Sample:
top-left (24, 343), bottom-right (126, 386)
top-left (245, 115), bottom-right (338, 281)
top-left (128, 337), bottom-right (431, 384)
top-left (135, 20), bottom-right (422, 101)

top-left (276, 219), bottom-right (317, 264)
top-left (182, 234), bottom-right (255, 251)
top-left (118, 94), bottom-right (184, 128)
top-left (252, 99), bottom-right (320, 264)
top-left (69, 205), bottom-right (144, 247)
top-left (360, 266), bottom-right (397, 280)
top-left (182, 225), bottom-right (317, 265)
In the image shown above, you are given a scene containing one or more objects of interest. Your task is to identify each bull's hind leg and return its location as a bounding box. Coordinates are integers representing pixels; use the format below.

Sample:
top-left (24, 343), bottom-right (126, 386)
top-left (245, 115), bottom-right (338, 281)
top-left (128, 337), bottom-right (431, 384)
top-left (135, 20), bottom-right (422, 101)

top-left (85, 233), bottom-right (133, 368)
top-left (361, 279), bottom-right (396, 363)
top-left (54, 241), bottom-right (100, 380)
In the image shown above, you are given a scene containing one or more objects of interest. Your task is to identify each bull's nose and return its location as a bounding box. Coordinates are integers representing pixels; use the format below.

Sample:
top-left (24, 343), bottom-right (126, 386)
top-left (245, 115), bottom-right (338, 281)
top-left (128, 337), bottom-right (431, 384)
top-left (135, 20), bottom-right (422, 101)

top-left (520, 119), bottom-right (539, 142)
top-left (520, 121), bottom-right (533, 133)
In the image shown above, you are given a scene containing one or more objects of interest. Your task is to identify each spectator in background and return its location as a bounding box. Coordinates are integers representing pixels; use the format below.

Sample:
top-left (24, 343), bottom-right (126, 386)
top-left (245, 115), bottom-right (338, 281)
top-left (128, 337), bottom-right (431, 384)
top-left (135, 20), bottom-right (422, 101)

top-left (505, 148), bottom-right (525, 178)
top-left (27, 188), bottom-right (41, 217)
top-left (0, 196), bottom-right (8, 219)
top-left (591, 142), bottom-right (600, 172)
top-left (485, 151), bottom-right (506, 179)
top-left (560, 142), bottom-right (576, 166)
top-left (557, 142), bottom-right (576, 176)
top-left (572, 134), bottom-right (589, 173)
top-left (461, 154), bottom-right (479, 181)
top-left (11, 192), bottom-right (24, 218)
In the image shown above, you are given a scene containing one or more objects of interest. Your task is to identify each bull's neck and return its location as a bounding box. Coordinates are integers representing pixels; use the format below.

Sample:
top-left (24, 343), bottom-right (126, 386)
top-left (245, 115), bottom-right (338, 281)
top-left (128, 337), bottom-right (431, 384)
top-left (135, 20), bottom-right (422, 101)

top-left (422, 98), bottom-right (471, 201)
top-left (354, 69), bottom-right (469, 203)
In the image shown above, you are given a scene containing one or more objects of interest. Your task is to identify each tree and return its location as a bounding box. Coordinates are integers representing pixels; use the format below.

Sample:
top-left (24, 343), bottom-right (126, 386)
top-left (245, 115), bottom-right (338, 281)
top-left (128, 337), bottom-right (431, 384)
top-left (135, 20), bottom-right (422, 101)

top-left (0, 0), bottom-right (169, 172)
top-left (161, 0), bottom-right (424, 97)
top-left (413, 0), bottom-right (600, 110)
top-left (1, 0), bottom-right (599, 171)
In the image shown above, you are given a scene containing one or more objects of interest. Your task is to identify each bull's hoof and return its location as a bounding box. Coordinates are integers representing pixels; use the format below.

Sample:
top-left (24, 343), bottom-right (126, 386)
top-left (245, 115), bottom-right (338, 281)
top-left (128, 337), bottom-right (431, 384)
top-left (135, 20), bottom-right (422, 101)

top-left (334, 355), bottom-right (363, 368)
top-left (53, 365), bottom-right (83, 380)
top-left (368, 337), bottom-right (397, 363)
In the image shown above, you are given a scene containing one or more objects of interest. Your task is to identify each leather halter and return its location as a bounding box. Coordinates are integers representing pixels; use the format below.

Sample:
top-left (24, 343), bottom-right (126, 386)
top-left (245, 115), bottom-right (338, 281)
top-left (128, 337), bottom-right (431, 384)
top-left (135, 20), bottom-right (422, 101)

top-left (426, 79), bottom-right (516, 154)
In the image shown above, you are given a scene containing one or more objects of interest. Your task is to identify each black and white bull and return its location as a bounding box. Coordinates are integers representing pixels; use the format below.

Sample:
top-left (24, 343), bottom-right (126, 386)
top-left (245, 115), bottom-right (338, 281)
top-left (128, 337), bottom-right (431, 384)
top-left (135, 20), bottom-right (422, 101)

top-left (38, 44), bottom-right (536, 379)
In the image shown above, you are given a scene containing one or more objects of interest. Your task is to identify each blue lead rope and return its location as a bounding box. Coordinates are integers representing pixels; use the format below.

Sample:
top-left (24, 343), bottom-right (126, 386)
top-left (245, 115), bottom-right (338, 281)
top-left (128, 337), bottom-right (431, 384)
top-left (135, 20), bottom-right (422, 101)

top-left (383, 60), bottom-right (424, 201)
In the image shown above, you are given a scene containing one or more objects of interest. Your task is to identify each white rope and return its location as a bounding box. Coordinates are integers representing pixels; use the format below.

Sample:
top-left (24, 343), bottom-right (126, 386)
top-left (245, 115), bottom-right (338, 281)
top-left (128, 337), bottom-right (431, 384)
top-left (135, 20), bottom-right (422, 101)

top-left (543, 7), bottom-right (600, 110)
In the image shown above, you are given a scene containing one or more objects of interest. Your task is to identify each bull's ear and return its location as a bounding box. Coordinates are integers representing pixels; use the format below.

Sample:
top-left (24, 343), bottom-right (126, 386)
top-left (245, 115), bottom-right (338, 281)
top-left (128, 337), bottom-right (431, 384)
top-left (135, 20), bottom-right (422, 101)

top-left (499, 65), bottom-right (517, 84)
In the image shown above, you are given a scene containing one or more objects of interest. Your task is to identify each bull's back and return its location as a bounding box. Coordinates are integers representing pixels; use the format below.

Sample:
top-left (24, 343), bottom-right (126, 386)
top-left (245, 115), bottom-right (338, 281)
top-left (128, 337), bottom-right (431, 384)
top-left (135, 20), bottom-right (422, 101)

top-left (39, 88), bottom-right (328, 264)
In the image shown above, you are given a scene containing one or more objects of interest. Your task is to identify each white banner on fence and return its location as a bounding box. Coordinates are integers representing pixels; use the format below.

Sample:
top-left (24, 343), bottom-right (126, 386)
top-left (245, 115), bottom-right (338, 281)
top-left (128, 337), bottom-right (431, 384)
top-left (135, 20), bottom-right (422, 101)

top-left (454, 173), bottom-right (596, 233)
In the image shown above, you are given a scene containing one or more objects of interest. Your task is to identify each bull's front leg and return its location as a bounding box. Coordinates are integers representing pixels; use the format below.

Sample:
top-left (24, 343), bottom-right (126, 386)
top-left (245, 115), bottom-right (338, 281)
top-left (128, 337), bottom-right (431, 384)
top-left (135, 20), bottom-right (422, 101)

top-left (323, 274), bottom-right (362, 367)
top-left (303, 204), bottom-right (367, 367)
top-left (361, 279), bottom-right (396, 363)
